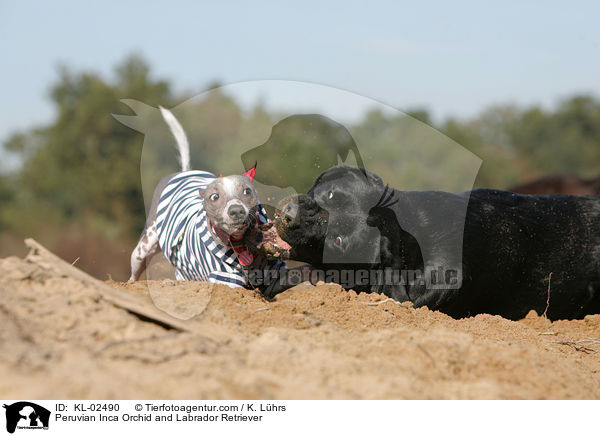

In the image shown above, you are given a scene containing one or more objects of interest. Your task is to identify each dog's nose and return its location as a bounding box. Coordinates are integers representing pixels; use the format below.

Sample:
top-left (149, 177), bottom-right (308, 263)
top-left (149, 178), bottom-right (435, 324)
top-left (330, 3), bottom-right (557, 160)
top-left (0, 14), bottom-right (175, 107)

top-left (228, 204), bottom-right (245, 221)
top-left (282, 203), bottom-right (297, 223)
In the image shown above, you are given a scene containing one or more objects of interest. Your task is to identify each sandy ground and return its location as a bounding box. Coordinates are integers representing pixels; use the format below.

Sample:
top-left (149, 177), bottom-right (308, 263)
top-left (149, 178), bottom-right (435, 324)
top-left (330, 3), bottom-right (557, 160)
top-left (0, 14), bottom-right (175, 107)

top-left (1, 249), bottom-right (600, 400)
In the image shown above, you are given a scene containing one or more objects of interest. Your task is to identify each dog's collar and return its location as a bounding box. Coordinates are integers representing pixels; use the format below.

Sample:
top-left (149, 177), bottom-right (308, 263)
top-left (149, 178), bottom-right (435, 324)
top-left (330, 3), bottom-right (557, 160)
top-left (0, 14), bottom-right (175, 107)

top-left (210, 221), bottom-right (256, 267)
top-left (211, 224), bottom-right (245, 247)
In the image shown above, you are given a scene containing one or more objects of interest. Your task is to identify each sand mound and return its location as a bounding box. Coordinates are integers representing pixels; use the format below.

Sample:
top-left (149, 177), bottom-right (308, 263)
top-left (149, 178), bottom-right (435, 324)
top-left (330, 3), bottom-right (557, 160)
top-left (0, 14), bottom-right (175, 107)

top-left (1, 240), bottom-right (600, 399)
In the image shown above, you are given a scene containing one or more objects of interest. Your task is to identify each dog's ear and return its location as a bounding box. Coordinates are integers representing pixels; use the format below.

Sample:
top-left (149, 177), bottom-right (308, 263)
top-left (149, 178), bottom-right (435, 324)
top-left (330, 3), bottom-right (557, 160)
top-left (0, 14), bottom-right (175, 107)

top-left (243, 161), bottom-right (257, 181)
top-left (198, 187), bottom-right (206, 198)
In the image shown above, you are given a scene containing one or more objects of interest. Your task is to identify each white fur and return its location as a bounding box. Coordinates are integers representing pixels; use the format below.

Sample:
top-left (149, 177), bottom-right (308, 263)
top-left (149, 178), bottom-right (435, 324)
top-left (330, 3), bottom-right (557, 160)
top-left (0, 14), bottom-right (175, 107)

top-left (221, 177), bottom-right (236, 196)
top-left (129, 221), bottom-right (160, 281)
top-left (159, 106), bottom-right (191, 172)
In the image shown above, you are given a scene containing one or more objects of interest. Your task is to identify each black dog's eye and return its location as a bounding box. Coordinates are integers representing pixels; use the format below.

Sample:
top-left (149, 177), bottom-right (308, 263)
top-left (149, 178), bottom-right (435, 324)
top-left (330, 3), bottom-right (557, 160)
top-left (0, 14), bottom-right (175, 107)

top-left (328, 191), bottom-right (334, 200)
top-left (243, 187), bottom-right (252, 196)
top-left (335, 236), bottom-right (343, 247)
top-left (209, 193), bottom-right (219, 201)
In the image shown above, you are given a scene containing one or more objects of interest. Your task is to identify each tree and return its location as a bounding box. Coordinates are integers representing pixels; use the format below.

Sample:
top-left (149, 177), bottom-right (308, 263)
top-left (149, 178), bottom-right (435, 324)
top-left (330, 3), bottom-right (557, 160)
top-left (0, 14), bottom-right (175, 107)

top-left (0, 55), bottom-right (174, 278)
top-left (9, 54), bottom-right (172, 237)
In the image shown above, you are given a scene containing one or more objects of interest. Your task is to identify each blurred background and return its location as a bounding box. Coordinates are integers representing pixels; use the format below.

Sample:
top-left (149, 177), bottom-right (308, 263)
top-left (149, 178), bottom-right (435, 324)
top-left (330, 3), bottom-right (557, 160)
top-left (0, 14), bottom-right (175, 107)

top-left (1, 1), bottom-right (599, 280)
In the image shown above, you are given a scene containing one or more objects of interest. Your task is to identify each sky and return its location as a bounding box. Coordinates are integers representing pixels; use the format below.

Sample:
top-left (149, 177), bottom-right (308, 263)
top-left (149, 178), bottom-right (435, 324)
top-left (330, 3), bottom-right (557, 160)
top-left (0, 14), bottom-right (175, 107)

top-left (1, 0), bottom-right (599, 145)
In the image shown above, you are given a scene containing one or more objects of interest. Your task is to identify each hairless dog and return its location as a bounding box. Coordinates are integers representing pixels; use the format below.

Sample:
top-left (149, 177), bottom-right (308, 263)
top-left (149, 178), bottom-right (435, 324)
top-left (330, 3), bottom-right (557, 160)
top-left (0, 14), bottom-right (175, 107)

top-left (130, 107), bottom-right (307, 296)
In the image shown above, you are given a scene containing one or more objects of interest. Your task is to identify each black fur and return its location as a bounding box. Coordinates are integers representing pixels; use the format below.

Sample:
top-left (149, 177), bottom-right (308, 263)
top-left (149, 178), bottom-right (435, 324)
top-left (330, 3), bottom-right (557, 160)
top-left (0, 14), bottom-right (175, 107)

top-left (275, 166), bottom-right (600, 320)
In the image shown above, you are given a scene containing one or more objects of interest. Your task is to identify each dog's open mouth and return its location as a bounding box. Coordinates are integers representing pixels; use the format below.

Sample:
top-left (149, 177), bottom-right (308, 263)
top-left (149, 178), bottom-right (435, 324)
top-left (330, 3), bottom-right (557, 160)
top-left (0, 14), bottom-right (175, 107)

top-left (224, 214), bottom-right (254, 233)
top-left (268, 225), bottom-right (292, 251)
top-left (224, 223), bottom-right (248, 239)
top-left (243, 222), bottom-right (292, 259)
top-left (230, 220), bottom-right (248, 230)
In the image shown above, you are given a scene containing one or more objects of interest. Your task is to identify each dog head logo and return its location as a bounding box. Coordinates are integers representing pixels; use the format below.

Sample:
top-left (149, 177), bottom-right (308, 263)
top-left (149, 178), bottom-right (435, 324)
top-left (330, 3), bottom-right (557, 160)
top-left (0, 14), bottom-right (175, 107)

top-left (241, 114), bottom-right (366, 195)
top-left (3, 402), bottom-right (50, 433)
top-left (115, 81), bottom-right (481, 294)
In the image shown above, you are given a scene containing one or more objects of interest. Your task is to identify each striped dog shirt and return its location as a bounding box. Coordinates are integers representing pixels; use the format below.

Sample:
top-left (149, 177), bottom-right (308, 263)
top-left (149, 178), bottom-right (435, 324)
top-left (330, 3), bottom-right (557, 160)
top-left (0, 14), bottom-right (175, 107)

top-left (156, 170), bottom-right (282, 288)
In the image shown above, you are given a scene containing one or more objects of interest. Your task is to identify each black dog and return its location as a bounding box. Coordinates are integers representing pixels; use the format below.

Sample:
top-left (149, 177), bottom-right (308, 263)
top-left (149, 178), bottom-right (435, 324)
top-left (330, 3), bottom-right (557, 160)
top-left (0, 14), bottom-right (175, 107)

top-left (274, 166), bottom-right (600, 320)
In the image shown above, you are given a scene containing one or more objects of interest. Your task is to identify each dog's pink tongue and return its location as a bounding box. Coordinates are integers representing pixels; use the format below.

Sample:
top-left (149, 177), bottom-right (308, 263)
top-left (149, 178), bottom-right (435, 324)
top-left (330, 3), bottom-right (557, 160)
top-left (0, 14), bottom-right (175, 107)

top-left (262, 225), bottom-right (291, 250)
top-left (273, 230), bottom-right (291, 251)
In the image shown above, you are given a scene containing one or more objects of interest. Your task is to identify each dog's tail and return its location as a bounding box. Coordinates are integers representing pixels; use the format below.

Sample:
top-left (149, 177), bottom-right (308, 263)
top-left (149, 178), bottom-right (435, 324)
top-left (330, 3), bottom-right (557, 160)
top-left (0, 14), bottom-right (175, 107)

top-left (159, 106), bottom-right (191, 172)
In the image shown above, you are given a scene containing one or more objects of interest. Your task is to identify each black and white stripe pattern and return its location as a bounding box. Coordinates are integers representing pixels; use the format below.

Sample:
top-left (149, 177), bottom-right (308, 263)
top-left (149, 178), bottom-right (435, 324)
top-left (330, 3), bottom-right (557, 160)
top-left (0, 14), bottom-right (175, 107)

top-left (156, 171), bottom-right (274, 288)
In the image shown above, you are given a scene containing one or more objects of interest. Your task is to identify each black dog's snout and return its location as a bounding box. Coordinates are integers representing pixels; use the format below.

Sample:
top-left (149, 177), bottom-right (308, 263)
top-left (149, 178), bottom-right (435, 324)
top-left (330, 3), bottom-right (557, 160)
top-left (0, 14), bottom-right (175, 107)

top-left (277, 194), bottom-right (323, 230)
top-left (296, 194), bottom-right (321, 215)
top-left (282, 203), bottom-right (296, 223)
top-left (228, 204), bottom-right (245, 221)
top-left (278, 195), bottom-right (308, 226)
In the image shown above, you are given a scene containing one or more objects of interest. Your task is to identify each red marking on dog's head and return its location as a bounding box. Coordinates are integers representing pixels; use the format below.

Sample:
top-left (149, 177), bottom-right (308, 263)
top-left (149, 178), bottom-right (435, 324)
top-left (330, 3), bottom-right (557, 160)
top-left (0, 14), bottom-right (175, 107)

top-left (243, 162), bottom-right (257, 181)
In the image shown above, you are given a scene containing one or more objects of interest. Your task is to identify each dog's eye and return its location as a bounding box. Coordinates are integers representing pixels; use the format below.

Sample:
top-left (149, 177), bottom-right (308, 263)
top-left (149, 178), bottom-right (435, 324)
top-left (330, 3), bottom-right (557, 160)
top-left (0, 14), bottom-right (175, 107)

top-left (328, 191), bottom-right (334, 200)
top-left (243, 187), bottom-right (252, 196)
top-left (334, 236), bottom-right (343, 247)
top-left (209, 193), bottom-right (219, 201)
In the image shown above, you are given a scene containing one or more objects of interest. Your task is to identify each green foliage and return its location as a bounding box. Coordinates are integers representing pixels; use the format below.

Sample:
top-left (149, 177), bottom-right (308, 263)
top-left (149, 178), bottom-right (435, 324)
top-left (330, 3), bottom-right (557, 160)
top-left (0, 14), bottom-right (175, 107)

top-left (440, 107), bottom-right (522, 188)
top-left (440, 96), bottom-right (600, 187)
top-left (241, 114), bottom-right (364, 194)
top-left (510, 96), bottom-right (600, 177)
top-left (3, 54), bottom-right (173, 240)
top-left (405, 108), bottom-right (431, 125)
top-left (0, 175), bottom-right (14, 230)
top-left (352, 110), bottom-right (481, 192)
